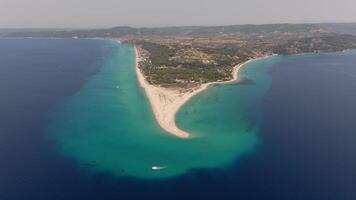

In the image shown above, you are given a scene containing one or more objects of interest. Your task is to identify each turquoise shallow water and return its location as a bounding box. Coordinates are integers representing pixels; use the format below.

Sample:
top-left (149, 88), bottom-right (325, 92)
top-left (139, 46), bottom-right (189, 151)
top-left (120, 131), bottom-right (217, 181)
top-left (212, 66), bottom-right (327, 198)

top-left (48, 42), bottom-right (280, 179)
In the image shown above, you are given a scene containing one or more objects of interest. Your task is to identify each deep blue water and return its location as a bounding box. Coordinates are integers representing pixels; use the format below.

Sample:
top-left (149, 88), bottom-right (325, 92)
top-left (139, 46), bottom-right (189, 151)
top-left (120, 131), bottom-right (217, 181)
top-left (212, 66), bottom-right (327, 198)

top-left (0, 38), bottom-right (356, 199)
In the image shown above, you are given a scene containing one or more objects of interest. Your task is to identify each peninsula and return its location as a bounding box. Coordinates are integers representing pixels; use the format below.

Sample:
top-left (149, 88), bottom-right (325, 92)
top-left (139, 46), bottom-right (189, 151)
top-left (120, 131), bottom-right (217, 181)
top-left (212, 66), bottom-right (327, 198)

top-left (135, 45), bottom-right (254, 138)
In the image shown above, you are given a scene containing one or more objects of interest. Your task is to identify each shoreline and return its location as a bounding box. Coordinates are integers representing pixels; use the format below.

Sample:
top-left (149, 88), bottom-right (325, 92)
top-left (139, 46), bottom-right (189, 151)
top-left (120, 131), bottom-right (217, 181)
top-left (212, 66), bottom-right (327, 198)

top-left (134, 44), bottom-right (269, 138)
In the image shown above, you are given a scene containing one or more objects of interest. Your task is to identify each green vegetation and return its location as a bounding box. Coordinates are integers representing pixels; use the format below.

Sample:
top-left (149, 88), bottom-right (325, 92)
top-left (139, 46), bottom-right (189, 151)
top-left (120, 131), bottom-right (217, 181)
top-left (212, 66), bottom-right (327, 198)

top-left (137, 42), bottom-right (237, 87)
top-left (137, 33), bottom-right (356, 87)
top-left (273, 35), bottom-right (356, 54)
top-left (139, 42), bottom-right (178, 67)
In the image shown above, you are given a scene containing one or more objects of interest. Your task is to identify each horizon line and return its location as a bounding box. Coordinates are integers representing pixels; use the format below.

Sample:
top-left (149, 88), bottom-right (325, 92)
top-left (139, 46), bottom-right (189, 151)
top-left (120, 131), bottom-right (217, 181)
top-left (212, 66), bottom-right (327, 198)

top-left (1, 21), bottom-right (356, 30)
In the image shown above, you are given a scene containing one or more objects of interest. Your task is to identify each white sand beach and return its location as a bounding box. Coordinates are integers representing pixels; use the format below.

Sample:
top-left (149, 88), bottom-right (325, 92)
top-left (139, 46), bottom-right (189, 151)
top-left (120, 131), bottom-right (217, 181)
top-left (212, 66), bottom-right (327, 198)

top-left (134, 46), bottom-right (255, 138)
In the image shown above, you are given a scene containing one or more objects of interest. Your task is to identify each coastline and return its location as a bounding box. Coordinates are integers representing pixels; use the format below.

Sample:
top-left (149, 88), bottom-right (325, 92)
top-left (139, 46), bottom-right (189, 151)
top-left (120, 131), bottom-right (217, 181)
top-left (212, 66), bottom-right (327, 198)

top-left (134, 44), bottom-right (267, 138)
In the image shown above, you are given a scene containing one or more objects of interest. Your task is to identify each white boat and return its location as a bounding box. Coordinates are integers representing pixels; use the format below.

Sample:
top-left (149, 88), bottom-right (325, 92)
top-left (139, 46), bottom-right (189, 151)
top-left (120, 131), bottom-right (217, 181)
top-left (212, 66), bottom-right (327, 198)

top-left (151, 166), bottom-right (166, 170)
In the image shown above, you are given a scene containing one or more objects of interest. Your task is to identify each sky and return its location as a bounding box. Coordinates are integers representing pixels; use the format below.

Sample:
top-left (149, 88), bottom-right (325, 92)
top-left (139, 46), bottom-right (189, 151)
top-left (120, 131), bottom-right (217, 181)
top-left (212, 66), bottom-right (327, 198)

top-left (0, 0), bottom-right (356, 28)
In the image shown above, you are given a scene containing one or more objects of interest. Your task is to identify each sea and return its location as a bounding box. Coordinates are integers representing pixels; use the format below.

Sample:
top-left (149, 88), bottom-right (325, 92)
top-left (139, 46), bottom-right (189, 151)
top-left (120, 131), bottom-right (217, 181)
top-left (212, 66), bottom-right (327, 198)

top-left (0, 38), bottom-right (355, 200)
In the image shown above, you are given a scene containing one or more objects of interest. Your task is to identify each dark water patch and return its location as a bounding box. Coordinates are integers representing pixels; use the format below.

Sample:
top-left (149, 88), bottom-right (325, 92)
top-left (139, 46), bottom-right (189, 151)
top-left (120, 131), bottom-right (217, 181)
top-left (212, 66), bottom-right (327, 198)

top-left (0, 38), bottom-right (113, 200)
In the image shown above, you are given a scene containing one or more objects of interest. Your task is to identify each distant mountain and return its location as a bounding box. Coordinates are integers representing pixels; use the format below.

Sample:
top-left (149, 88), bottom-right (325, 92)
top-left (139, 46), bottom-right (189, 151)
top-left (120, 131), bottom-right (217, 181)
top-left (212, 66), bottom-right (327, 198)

top-left (129, 23), bottom-right (323, 36)
top-left (0, 23), bottom-right (331, 38)
top-left (319, 23), bottom-right (356, 35)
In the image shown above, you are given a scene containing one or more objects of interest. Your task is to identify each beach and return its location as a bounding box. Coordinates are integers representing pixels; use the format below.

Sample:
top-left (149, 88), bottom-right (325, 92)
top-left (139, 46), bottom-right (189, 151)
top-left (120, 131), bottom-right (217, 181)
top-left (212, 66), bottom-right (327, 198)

top-left (134, 46), bottom-right (256, 138)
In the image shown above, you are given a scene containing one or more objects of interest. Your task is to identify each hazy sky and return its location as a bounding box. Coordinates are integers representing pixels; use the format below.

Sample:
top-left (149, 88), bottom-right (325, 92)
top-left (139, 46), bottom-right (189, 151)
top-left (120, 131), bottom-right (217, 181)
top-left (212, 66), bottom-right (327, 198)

top-left (1, 0), bottom-right (356, 28)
